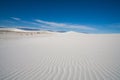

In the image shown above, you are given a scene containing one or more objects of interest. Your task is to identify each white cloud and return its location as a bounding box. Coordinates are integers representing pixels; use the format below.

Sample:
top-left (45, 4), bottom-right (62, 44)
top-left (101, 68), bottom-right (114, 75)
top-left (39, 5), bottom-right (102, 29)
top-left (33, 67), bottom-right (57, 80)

top-left (10, 17), bottom-right (21, 21)
top-left (1, 18), bottom-right (98, 33)
top-left (35, 19), bottom-right (97, 31)
top-left (35, 19), bottom-right (66, 27)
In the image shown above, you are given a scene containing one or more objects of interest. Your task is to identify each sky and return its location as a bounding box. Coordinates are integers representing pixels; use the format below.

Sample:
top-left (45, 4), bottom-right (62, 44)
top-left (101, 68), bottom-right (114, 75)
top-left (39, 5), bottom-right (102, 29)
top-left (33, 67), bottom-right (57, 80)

top-left (0, 0), bottom-right (120, 33)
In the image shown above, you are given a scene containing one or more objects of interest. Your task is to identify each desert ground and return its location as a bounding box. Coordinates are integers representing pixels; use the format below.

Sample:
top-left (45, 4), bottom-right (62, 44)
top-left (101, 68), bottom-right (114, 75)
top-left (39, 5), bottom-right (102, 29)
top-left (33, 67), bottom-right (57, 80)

top-left (0, 28), bottom-right (120, 80)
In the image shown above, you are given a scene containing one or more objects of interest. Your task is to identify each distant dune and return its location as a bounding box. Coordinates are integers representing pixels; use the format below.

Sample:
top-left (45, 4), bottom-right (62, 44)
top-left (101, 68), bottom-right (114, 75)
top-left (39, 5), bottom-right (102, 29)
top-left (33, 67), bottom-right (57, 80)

top-left (0, 28), bottom-right (120, 80)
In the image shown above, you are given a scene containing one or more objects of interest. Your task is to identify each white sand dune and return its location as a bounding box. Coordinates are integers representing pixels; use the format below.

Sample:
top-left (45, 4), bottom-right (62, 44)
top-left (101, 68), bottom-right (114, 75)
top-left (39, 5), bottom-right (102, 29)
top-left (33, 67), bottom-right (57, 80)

top-left (0, 29), bottom-right (120, 80)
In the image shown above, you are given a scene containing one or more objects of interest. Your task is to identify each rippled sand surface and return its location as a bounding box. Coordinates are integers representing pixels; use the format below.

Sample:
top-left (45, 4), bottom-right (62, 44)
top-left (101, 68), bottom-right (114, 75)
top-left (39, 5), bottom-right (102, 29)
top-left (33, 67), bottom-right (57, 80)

top-left (0, 31), bottom-right (120, 80)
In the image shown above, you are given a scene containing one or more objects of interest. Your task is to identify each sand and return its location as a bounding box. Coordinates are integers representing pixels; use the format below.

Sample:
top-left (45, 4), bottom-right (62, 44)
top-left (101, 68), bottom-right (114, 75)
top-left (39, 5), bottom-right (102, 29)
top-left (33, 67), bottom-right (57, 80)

top-left (0, 29), bottom-right (120, 80)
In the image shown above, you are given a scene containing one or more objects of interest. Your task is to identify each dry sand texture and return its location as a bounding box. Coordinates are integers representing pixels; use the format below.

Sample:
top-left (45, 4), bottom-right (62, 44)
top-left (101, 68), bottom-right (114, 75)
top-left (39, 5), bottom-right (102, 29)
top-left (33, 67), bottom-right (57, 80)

top-left (0, 29), bottom-right (120, 80)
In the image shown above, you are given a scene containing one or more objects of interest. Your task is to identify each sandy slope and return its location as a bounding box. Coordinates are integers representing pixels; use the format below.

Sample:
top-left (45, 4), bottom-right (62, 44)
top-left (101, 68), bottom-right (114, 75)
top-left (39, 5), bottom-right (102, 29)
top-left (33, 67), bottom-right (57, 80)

top-left (0, 30), bottom-right (120, 80)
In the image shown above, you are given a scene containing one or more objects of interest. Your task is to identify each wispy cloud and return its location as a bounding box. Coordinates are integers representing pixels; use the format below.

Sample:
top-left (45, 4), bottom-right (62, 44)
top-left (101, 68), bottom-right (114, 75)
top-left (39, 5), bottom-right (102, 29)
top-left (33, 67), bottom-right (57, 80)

top-left (10, 17), bottom-right (21, 21)
top-left (0, 17), bottom-right (98, 33)
top-left (35, 19), bottom-right (97, 31)
top-left (1, 17), bottom-right (120, 33)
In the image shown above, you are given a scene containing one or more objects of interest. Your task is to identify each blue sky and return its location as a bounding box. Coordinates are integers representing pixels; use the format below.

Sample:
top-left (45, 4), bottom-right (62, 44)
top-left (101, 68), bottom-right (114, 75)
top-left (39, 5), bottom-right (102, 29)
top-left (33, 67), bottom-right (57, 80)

top-left (0, 0), bottom-right (120, 33)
